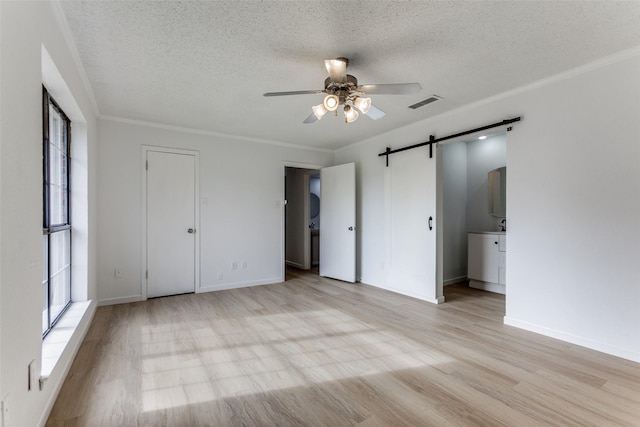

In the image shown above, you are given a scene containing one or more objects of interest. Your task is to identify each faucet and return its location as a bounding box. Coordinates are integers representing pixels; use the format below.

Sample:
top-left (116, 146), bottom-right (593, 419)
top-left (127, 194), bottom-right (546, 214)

top-left (499, 219), bottom-right (506, 232)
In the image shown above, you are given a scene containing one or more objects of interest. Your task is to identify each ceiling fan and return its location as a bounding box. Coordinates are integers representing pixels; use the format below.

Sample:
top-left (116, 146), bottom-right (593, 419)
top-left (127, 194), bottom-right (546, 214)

top-left (263, 57), bottom-right (422, 124)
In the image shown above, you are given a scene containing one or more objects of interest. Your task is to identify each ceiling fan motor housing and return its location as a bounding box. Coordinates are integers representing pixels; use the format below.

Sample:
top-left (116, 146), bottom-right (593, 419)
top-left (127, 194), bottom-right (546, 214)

top-left (324, 75), bottom-right (359, 104)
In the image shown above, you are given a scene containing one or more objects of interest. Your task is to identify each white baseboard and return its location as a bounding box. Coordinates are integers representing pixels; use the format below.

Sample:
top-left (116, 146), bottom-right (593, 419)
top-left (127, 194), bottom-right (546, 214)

top-left (98, 277), bottom-right (288, 304)
top-left (504, 316), bottom-right (640, 363)
top-left (444, 276), bottom-right (467, 286)
top-left (98, 294), bottom-right (145, 306)
top-left (285, 260), bottom-right (305, 269)
top-left (358, 278), bottom-right (445, 305)
top-left (469, 279), bottom-right (505, 294)
top-left (198, 277), bottom-right (283, 293)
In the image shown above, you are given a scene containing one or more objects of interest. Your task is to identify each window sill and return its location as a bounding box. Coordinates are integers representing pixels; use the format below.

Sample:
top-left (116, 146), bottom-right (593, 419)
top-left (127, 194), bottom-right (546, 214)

top-left (40, 300), bottom-right (94, 389)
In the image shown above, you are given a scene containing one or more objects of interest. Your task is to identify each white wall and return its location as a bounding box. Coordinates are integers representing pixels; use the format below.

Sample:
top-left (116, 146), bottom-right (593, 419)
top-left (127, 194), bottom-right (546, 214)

top-left (98, 119), bottom-right (333, 303)
top-left (0, 2), bottom-right (99, 426)
top-left (442, 141), bottom-right (468, 283)
top-left (336, 50), bottom-right (640, 362)
top-left (466, 134), bottom-right (506, 232)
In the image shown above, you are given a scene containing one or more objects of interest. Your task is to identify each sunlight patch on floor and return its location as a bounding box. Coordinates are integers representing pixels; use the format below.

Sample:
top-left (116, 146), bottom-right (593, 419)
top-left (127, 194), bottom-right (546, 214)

top-left (140, 309), bottom-right (453, 412)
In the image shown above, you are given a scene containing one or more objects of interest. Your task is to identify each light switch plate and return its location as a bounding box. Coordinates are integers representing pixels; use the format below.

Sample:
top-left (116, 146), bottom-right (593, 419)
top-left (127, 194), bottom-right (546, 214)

top-left (2, 393), bottom-right (9, 427)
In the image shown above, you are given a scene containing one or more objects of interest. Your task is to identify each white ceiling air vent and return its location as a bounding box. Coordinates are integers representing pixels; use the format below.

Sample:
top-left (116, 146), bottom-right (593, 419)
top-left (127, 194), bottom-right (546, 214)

top-left (408, 95), bottom-right (442, 109)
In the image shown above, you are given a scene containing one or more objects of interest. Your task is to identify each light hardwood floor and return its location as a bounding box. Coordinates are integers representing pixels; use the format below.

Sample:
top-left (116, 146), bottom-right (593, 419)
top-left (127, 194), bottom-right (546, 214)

top-left (47, 269), bottom-right (640, 426)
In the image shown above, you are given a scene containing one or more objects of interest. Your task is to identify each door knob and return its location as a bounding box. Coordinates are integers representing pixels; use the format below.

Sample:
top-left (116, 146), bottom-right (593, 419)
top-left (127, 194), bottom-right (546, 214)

top-left (187, 228), bottom-right (195, 234)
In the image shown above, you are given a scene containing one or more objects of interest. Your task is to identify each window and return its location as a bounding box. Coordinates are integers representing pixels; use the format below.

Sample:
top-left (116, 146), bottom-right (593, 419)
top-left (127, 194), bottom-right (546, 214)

top-left (42, 87), bottom-right (72, 336)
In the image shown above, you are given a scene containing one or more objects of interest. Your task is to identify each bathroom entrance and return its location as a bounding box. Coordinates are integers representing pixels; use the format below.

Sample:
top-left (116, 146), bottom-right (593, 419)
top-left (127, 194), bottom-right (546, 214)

top-left (440, 132), bottom-right (508, 298)
top-left (283, 163), bottom-right (356, 282)
top-left (284, 167), bottom-right (321, 272)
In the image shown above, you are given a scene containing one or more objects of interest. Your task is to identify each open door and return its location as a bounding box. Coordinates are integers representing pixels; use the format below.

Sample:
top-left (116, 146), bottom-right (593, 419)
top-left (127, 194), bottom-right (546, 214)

top-left (320, 163), bottom-right (356, 282)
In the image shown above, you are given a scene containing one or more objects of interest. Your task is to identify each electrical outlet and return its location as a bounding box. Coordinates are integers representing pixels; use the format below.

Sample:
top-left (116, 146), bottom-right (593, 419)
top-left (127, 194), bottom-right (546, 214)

top-left (242, 261), bottom-right (247, 269)
top-left (231, 261), bottom-right (238, 270)
top-left (217, 272), bottom-right (223, 280)
top-left (114, 268), bottom-right (122, 279)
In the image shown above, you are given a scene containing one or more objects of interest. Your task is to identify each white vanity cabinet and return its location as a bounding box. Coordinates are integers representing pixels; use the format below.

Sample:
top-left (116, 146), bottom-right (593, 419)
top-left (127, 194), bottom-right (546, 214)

top-left (468, 232), bottom-right (506, 294)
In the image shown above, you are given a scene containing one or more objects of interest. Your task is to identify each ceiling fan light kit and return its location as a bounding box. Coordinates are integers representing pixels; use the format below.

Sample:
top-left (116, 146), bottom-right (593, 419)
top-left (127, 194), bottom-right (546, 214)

top-left (263, 57), bottom-right (422, 124)
top-left (323, 94), bottom-right (340, 111)
top-left (344, 105), bottom-right (359, 123)
top-left (312, 103), bottom-right (328, 120)
top-left (353, 96), bottom-right (371, 114)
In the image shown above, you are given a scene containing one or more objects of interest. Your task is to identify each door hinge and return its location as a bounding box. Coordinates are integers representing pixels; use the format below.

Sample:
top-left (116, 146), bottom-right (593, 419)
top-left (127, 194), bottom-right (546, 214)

top-left (145, 270), bottom-right (148, 279)
top-left (145, 160), bottom-right (148, 170)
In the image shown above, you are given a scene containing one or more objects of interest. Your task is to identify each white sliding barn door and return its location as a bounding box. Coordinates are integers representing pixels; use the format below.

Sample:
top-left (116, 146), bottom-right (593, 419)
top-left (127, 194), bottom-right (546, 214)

top-left (320, 163), bottom-right (356, 282)
top-left (386, 150), bottom-right (441, 302)
top-left (146, 150), bottom-right (197, 298)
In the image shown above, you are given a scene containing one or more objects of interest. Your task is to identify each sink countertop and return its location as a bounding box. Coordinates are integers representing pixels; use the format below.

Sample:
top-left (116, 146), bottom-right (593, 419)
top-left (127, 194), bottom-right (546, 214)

top-left (470, 230), bottom-right (506, 235)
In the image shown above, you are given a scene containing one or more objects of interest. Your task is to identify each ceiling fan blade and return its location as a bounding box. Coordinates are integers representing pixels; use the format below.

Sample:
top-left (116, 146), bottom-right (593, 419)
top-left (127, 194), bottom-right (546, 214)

top-left (366, 104), bottom-right (386, 120)
top-left (325, 58), bottom-right (348, 83)
top-left (263, 90), bottom-right (323, 97)
top-left (358, 83), bottom-right (422, 95)
top-left (303, 113), bottom-right (317, 124)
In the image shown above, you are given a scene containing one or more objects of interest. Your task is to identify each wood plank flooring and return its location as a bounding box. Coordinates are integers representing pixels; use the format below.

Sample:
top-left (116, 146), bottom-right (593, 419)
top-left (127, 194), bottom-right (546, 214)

top-left (47, 269), bottom-right (640, 426)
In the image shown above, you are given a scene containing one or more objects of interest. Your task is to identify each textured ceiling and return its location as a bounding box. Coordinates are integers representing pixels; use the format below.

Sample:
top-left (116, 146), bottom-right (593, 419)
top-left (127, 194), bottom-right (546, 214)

top-left (59, 1), bottom-right (640, 150)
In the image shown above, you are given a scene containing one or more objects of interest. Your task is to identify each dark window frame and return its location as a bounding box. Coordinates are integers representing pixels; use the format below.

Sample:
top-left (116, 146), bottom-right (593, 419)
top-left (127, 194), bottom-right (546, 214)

top-left (42, 86), bottom-right (72, 337)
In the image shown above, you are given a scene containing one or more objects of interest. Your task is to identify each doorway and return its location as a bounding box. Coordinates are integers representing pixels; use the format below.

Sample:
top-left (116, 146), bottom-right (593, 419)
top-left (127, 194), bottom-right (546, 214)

top-left (143, 147), bottom-right (199, 298)
top-left (283, 163), bottom-right (357, 283)
top-left (440, 133), bottom-right (507, 296)
top-left (284, 167), bottom-right (319, 272)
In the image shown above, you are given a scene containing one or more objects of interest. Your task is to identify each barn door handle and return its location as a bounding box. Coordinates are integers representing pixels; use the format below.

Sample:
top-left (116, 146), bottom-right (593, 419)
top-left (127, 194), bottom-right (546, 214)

top-left (428, 217), bottom-right (433, 231)
top-left (187, 228), bottom-right (195, 234)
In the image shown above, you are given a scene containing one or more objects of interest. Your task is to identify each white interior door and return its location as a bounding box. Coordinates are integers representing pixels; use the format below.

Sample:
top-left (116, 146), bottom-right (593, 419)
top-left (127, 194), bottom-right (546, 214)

top-left (320, 163), bottom-right (356, 282)
top-left (387, 150), bottom-right (438, 301)
top-left (147, 150), bottom-right (196, 298)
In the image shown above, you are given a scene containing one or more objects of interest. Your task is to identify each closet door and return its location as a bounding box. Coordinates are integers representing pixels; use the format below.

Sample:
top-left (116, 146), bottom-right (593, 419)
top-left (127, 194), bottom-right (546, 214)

top-left (146, 150), bottom-right (197, 298)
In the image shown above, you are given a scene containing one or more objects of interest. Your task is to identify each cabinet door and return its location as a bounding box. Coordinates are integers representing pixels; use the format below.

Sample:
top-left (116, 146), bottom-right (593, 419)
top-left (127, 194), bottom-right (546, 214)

top-left (498, 235), bottom-right (506, 284)
top-left (468, 234), bottom-right (500, 283)
top-left (498, 252), bottom-right (506, 285)
top-left (499, 234), bottom-right (507, 252)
